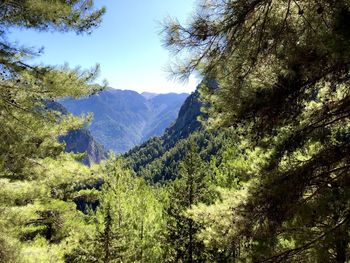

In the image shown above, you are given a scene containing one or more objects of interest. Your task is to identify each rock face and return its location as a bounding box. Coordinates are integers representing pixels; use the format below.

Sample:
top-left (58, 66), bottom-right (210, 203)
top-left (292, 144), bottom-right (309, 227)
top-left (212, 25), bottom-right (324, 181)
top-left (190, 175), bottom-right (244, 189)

top-left (163, 90), bottom-right (203, 146)
top-left (46, 101), bottom-right (108, 165)
top-left (60, 129), bottom-right (108, 165)
top-left (160, 79), bottom-right (217, 146)
top-left (61, 89), bottom-right (188, 153)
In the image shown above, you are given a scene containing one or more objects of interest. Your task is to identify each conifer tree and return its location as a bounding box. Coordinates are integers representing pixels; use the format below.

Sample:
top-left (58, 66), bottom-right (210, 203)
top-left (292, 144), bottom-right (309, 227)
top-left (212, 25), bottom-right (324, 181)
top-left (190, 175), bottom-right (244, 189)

top-left (66, 159), bottom-right (165, 263)
top-left (0, 1), bottom-right (106, 262)
top-left (164, 0), bottom-right (350, 261)
top-left (164, 142), bottom-right (214, 262)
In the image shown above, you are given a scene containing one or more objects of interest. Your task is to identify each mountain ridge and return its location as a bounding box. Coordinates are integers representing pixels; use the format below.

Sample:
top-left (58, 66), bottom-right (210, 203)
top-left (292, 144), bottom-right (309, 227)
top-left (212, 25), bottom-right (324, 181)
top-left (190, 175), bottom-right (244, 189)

top-left (61, 89), bottom-right (189, 153)
top-left (125, 88), bottom-right (205, 179)
top-left (125, 80), bottom-right (222, 182)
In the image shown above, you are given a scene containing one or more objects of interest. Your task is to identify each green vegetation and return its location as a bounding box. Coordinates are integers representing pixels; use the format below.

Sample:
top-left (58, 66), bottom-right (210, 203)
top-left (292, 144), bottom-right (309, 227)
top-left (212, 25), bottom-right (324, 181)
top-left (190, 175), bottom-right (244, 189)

top-left (1, 0), bottom-right (350, 262)
top-left (0, 0), bottom-right (106, 261)
top-left (65, 159), bottom-right (164, 262)
top-left (162, 0), bottom-right (350, 261)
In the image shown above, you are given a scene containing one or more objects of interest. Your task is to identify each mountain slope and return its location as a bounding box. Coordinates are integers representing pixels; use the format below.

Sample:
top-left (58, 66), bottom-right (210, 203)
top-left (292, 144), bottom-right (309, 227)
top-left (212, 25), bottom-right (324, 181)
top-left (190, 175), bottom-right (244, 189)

top-left (141, 92), bottom-right (158, 100)
top-left (61, 89), bottom-right (188, 153)
top-left (61, 129), bottom-right (108, 165)
top-left (125, 89), bottom-right (207, 180)
top-left (142, 93), bottom-right (190, 141)
top-left (126, 89), bottom-right (203, 158)
top-left (125, 81), bottom-right (226, 182)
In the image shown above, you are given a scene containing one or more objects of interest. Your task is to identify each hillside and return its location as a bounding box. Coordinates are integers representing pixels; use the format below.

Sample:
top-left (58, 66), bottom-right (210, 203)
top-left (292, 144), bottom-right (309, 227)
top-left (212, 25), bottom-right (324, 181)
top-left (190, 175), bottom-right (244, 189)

top-left (125, 89), bottom-right (202, 167)
top-left (125, 82), bottom-right (227, 182)
top-left (60, 129), bottom-right (108, 165)
top-left (61, 89), bottom-right (188, 153)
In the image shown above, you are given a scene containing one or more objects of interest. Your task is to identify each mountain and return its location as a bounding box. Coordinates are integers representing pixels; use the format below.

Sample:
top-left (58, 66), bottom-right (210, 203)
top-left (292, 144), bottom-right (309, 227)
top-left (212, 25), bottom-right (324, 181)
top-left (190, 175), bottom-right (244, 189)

top-left (125, 89), bottom-right (207, 181)
top-left (46, 101), bottom-right (108, 165)
top-left (141, 92), bottom-right (158, 100)
top-left (141, 93), bottom-right (192, 141)
top-left (124, 80), bottom-right (226, 182)
top-left (61, 89), bottom-right (189, 153)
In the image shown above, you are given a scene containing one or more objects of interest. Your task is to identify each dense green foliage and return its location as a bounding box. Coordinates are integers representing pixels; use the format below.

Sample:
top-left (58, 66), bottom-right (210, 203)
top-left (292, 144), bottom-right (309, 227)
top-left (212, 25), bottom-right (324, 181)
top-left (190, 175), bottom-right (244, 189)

top-left (163, 0), bottom-right (350, 261)
top-left (0, 1), bottom-right (107, 261)
top-left (65, 159), bottom-right (165, 263)
top-left (163, 142), bottom-right (217, 262)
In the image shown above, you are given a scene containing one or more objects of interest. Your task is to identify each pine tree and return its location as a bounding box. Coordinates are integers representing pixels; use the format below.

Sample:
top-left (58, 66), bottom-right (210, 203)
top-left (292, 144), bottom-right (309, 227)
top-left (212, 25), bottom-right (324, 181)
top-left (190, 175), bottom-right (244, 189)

top-left (164, 141), bottom-right (214, 262)
top-left (0, 1), bottom-right (106, 262)
top-left (164, 0), bottom-right (350, 261)
top-left (65, 159), bottom-right (165, 262)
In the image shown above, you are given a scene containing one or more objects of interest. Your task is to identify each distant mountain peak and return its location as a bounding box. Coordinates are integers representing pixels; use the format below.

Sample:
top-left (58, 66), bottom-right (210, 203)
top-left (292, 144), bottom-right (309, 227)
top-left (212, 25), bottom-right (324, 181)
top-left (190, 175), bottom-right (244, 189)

top-left (141, 92), bottom-right (158, 100)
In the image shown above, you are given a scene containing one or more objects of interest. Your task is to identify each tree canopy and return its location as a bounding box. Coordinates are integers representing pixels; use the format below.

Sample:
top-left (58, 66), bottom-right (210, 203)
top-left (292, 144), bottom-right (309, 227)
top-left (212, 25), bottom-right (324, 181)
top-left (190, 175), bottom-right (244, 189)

top-left (0, 1), bottom-right (106, 261)
top-left (163, 0), bottom-right (350, 261)
top-left (2, 0), bottom-right (350, 262)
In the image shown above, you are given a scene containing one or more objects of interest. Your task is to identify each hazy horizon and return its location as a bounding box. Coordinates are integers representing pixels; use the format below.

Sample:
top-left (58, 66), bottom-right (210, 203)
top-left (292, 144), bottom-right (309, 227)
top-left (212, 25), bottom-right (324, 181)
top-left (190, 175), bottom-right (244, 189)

top-left (107, 87), bottom-right (191, 95)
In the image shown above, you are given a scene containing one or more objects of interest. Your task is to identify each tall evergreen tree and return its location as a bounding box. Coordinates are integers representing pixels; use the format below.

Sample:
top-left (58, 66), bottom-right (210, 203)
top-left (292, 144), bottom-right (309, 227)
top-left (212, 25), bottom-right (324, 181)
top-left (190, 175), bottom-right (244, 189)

top-left (164, 142), bottom-right (215, 262)
top-left (164, 0), bottom-right (350, 261)
top-left (66, 159), bottom-right (165, 263)
top-left (0, 1), bottom-right (106, 262)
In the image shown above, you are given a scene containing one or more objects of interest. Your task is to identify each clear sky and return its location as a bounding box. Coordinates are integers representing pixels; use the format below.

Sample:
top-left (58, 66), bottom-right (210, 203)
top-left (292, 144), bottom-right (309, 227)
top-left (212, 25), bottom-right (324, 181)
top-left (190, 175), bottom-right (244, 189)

top-left (9, 0), bottom-right (200, 94)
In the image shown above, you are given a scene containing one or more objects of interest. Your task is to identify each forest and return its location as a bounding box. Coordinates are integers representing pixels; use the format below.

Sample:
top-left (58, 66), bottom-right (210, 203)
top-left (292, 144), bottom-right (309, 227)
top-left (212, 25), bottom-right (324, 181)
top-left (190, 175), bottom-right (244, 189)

top-left (0, 0), bottom-right (349, 262)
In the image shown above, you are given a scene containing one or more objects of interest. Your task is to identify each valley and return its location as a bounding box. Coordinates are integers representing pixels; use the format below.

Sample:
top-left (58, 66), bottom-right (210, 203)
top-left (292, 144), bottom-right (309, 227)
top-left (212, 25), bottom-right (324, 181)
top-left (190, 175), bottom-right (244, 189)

top-left (61, 89), bottom-right (188, 153)
top-left (1, 1), bottom-right (349, 262)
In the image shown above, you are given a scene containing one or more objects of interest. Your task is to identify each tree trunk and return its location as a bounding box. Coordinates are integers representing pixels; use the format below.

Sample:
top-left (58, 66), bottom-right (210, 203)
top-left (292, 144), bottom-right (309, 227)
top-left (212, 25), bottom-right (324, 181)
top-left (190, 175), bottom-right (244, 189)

top-left (188, 175), bottom-right (194, 263)
top-left (104, 206), bottom-right (112, 263)
top-left (335, 232), bottom-right (347, 263)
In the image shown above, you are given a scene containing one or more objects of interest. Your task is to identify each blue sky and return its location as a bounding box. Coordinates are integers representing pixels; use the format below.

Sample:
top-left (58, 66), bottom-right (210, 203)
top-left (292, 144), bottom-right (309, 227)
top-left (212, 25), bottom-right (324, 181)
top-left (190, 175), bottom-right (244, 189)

top-left (9, 0), bottom-right (200, 94)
